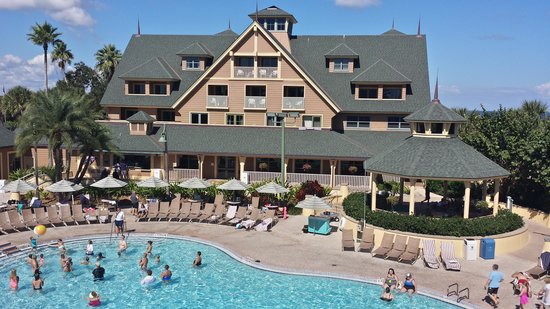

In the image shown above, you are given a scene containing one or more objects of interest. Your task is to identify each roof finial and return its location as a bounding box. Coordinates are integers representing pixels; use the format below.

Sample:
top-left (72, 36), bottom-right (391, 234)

top-left (392, 18), bottom-right (395, 29)
top-left (417, 16), bottom-right (421, 37)
top-left (137, 16), bottom-right (141, 36)
top-left (432, 72), bottom-right (440, 104)
top-left (228, 18), bottom-right (231, 29)
top-left (255, 1), bottom-right (259, 22)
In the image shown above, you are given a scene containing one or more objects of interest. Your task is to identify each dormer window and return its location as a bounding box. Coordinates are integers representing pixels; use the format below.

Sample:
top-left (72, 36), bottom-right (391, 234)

top-left (333, 58), bottom-right (349, 72)
top-left (382, 86), bottom-right (403, 99)
top-left (358, 86), bottom-right (378, 99)
top-left (151, 83), bottom-right (167, 95)
top-left (258, 18), bottom-right (286, 31)
top-left (431, 123), bottom-right (444, 134)
top-left (186, 57), bottom-right (200, 70)
top-left (129, 82), bottom-right (146, 95)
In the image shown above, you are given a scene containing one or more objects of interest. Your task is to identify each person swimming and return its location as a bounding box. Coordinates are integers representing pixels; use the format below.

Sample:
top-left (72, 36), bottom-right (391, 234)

top-left (155, 255), bottom-right (161, 264)
top-left (139, 253), bottom-right (148, 271)
top-left (380, 287), bottom-right (394, 302)
top-left (86, 240), bottom-right (94, 255)
top-left (96, 252), bottom-right (105, 261)
top-left (80, 256), bottom-right (91, 265)
top-left (60, 254), bottom-right (67, 270)
top-left (118, 235), bottom-right (127, 257)
top-left (64, 257), bottom-right (73, 273)
top-left (88, 291), bottom-right (101, 307)
top-left (32, 274), bottom-right (43, 290)
top-left (193, 251), bottom-right (202, 267)
top-left (9, 269), bottom-right (19, 290)
top-left (92, 263), bottom-right (105, 281)
top-left (140, 269), bottom-right (156, 286)
top-left (145, 241), bottom-right (153, 256)
top-left (48, 239), bottom-right (66, 254)
top-left (38, 254), bottom-right (45, 267)
top-left (160, 265), bottom-right (172, 282)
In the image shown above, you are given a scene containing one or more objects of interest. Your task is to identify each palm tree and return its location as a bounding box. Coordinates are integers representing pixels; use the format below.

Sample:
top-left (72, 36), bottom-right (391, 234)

top-left (51, 41), bottom-right (74, 82)
top-left (73, 124), bottom-right (119, 184)
top-left (27, 21), bottom-right (62, 91)
top-left (521, 100), bottom-right (548, 118)
top-left (95, 44), bottom-right (122, 82)
top-left (0, 86), bottom-right (34, 128)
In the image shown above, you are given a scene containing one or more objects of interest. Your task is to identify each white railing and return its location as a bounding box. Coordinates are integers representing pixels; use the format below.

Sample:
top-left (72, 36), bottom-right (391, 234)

top-left (234, 66), bottom-right (254, 78)
top-left (246, 171), bottom-right (281, 183)
top-left (382, 174), bottom-right (401, 182)
top-left (257, 67), bottom-right (278, 78)
top-left (334, 175), bottom-right (370, 189)
top-left (244, 96), bottom-right (266, 109)
top-left (283, 97), bottom-right (304, 110)
top-left (206, 95), bottom-right (228, 108)
top-left (169, 168), bottom-right (199, 182)
top-left (287, 172), bottom-right (331, 186)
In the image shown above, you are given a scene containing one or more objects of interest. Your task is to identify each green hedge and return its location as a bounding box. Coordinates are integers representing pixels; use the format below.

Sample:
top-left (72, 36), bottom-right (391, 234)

top-left (343, 192), bottom-right (524, 237)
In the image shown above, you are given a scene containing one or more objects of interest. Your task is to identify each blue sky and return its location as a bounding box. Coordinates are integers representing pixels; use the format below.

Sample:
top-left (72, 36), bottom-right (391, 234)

top-left (0, 0), bottom-right (549, 110)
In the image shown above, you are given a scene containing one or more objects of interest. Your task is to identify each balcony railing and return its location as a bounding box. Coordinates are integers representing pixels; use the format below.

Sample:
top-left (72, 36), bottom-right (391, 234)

top-left (283, 97), bottom-right (304, 110)
top-left (246, 171), bottom-right (281, 183)
top-left (287, 172), bottom-right (331, 186)
top-left (206, 95), bottom-right (228, 108)
top-left (334, 175), bottom-right (370, 189)
top-left (234, 66), bottom-right (254, 78)
top-left (257, 67), bottom-right (278, 78)
top-left (244, 96), bottom-right (267, 109)
top-left (169, 168), bottom-right (199, 182)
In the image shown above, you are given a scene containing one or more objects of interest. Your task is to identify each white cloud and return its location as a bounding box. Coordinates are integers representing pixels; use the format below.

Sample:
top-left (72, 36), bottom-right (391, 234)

top-left (535, 82), bottom-right (550, 97)
top-left (335, 0), bottom-right (380, 8)
top-left (0, 0), bottom-right (94, 27)
top-left (0, 53), bottom-right (62, 91)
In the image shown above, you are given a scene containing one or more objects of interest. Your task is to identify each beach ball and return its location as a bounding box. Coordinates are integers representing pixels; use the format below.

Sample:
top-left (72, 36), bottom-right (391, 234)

top-left (34, 225), bottom-right (47, 236)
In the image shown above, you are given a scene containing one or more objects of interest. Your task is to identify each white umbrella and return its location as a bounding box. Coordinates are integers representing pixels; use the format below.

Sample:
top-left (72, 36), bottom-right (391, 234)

top-left (296, 195), bottom-right (332, 210)
top-left (90, 176), bottom-right (127, 188)
top-left (217, 179), bottom-right (249, 191)
top-left (256, 182), bottom-right (289, 194)
top-left (1, 179), bottom-right (36, 193)
top-left (46, 180), bottom-right (83, 193)
top-left (137, 177), bottom-right (169, 188)
top-left (178, 177), bottom-right (212, 189)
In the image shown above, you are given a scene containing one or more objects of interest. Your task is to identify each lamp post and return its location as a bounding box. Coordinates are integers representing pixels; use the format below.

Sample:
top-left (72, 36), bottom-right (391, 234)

top-left (275, 112), bottom-right (300, 185)
top-left (363, 160), bottom-right (368, 228)
top-left (32, 124), bottom-right (39, 198)
top-left (158, 124), bottom-right (169, 186)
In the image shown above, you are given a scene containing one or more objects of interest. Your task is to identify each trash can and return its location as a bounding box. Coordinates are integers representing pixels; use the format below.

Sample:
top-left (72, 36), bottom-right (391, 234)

top-left (480, 238), bottom-right (495, 259)
top-left (507, 196), bottom-right (514, 210)
top-left (464, 239), bottom-right (477, 261)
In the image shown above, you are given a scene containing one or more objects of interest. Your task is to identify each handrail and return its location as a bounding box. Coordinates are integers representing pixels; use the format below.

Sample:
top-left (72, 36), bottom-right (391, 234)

top-left (457, 288), bottom-right (470, 303)
top-left (446, 283), bottom-right (459, 297)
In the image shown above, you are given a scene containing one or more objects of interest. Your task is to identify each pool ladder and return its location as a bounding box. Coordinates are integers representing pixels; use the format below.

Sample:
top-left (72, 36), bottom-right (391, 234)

top-left (447, 283), bottom-right (470, 303)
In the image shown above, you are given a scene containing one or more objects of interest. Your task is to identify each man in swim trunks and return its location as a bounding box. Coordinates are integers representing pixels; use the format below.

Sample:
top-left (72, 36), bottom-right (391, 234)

top-left (160, 264), bottom-right (172, 282)
top-left (114, 207), bottom-right (125, 235)
top-left (92, 262), bottom-right (105, 281)
top-left (140, 253), bottom-right (148, 271)
top-left (118, 235), bottom-right (128, 257)
top-left (141, 269), bottom-right (156, 285)
top-left (193, 251), bottom-right (202, 267)
top-left (485, 264), bottom-right (504, 308)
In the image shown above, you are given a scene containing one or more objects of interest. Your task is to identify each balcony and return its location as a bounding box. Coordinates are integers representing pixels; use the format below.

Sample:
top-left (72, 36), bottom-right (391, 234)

top-left (206, 95), bottom-right (228, 109)
top-left (169, 168), bottom-right (200, 182)
top-left (234, 66), bottom-right (254, 78)
top-left (244, 96), bottom-right (266, 109)
top-left (257, 67), bottom-right (278, 78)
top-left (283, 97), bottom-right (304, 110)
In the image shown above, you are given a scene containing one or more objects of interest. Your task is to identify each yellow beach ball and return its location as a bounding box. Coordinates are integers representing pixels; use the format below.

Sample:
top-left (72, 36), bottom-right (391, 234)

top-left (34, 225), bottom-right (47, 236)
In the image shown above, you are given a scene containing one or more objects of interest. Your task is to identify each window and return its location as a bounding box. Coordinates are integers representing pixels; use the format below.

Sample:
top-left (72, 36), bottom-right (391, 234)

top-left (302, 115), bottom-right (321, 128)
top-left (178, 155), bottom-right (198, 169)
top-left (122, 108), bottom-right (138, 120)
top-left (151, 83), bottom-right (167, 95)
top-left (276, 18), bottom-right (286, 31)
top-left (226, 114), bottom-right (244, 125)
top-left (128, 82), bottom-right (146, 94)
top-left (382, 86), bottom-right (403, 99)
top-left (186, 57), bottom-right (200, 69)
top-left (340, 161), bottom-right (365, 175)
top-left (255, 158), bottom-right (281, 172)
top-left (358, 86), bottom-right (378, 99)
top-left (191, 113), bottom-right (208, 124)
top-left (283, 86), bottom-right (304, 97)
top-left (449, 123), bottom-right (456, 135)
top-left (236, 57), bottom-right (254, 67)
top-left (294, 159), bottom-right (321, 174)
top-left (431, 123), bottom-right (444, 134)
top-left (346, 116), bottom-right (370, 128)
top-left (266, 114), bottom-right (284, 127)
top-left (415, 122), bottom-right (425, 133)
top-left (388, 117), bottom-right (410, 129)
top-left (246, 85), bottom-right (266, 97)
top-left (208, 85), bottom-right (228, 96)
top-left (266, 18), bottom-right (275, 31)
top-left (333, 59), bottom-right (349, 72)
top-left (122, 155), bottom-right (151, 169)
top-left (259, 57), bottom-right (277, 67)
top-left (157, 109), bottom-right (175, 121)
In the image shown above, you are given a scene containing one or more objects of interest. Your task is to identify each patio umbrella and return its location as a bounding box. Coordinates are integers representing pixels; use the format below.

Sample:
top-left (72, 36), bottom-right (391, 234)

top-left (256, 182), bottom-right (289, 194)
top-left (217, 179), bottom-right (249, 191)
top-left (136, 177), bottom-right (169, 188)
top-left (178, 177), bottom-right (212, 189)
top-left (1, 179), bottom-right (36, 193)
top-left (90, 176), bottom-right (127, 188)
top-left (45, 180), bottom-right (83, 193)
top-left (296, 195), bottom-right (332, 211)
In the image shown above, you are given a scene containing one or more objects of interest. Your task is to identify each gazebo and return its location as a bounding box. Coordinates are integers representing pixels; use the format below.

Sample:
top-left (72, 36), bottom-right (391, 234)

top-left (364, 81), bottom-right (509, 218)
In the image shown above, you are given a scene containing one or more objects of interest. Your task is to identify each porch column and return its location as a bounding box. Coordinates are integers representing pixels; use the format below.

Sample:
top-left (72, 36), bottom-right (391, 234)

top-left (481, 180), bottom-right (488, 203)
top-left (463, 181), bottom-right (471, 219)
top-left (398, 178), bottom-right (404, 206)
top-left (283, 158), bottom-right (289, 183)
top-left (329, 160), bottom-right (337, 188)
top-left (409, 178), bottom-right (416, 215)
top-left (197, 155), bottom-right (204, 179)
top-left (371, 173), bottom-right (377, 211)
top-left (239, 156), bottom-right (246, 182)
top-left (493, 178), bottom-right (501, 216)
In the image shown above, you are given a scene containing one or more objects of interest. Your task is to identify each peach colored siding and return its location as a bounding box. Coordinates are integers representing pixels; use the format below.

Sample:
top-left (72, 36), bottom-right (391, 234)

top-left (348, 60), bottom-right (354, 73)
top-left (256, 33), bottom-right (278, 53)
top-left (233, 32), bottom-right (255, 54)
top-left (35, 148), bottom-right (50, 167)
top-left (328, 60), bottom-right (334, 73)
top-left (107, 107), bottom-right (121, 120)
top-left (271, 32), bottom-right (291, 51)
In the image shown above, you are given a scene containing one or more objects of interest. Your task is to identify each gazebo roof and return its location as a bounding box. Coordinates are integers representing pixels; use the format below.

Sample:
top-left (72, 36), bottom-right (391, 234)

top-left (404, 100), bottom-right (466, 123)
top-left (364, 136), bottom-right (509, 180)
top-left (126, 111), bottom-right (155, 123)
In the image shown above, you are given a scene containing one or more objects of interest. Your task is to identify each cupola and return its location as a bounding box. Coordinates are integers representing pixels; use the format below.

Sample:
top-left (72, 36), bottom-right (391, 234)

top-left (249, 6), bottom-right (297, 50)
top-left (126, 111), bottom-right (155, 135)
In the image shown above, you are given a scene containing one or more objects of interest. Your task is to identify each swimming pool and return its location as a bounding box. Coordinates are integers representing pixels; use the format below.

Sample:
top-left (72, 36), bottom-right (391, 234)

top-left (0, 235), bottom-right (463, 308)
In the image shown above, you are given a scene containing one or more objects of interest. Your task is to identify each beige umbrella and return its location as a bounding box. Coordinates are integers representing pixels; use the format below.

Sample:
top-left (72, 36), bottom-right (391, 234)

top-left (217, 179), bottom-right (249, 191)
top-left (256, 182), bottom-right (289, 194)
top-left (296, 195), bottom-right (332, 210)
top-left (90, 176), bottom-right (127, 188)
top-left (137, 177), bottom-right (169, 188)
top-left (46, 180), bottom-right (83, 193)
top-left (178, 177), bottom-right (212, 189)
top-left (1, 179), bottom-right (36, 193)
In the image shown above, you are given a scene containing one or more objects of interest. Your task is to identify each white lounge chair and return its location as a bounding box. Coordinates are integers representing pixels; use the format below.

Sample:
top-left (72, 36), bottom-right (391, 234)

top-left (255, 218), bottom-right (273, 232)
top-left (441, 241), bottom-right (461, 271)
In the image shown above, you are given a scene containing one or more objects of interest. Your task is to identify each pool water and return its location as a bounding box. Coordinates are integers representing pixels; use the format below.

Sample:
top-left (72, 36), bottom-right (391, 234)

top-left (0, 236), bottom-right (461, 308)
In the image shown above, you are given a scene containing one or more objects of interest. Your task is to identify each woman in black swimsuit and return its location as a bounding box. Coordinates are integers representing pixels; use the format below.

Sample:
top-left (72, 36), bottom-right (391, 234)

top-left (32, 274), bottom-right (43, 290)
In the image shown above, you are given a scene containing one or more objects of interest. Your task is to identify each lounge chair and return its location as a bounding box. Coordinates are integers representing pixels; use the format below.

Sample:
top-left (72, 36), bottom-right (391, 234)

top-left (72, 204), bottom-right (90, 224)
top-left (385, 235), bottom-right (408, 260)
top-left (185, 203), bottom-right (202, 222)
top-left (156, 202), bottom-right (170, 221)
top-left (207, 203), bottom-right (226, 224)
top-left (218, 205), bottom-right (237, 225)
top-left (441, 241), bottom-right (461, 271)
top-left (421, 239), bottom-right (440, 269)
top-left (47, 206), bottom-right (65, 227)
top-left (144, 202), bottom-right (159, 222)
top-left (0, 212), bottom-right (18, 233)
top-left (22, 208), bottom-right (38, 229)
top-left (526, 252), bottom-right (550, 279)
top-left (341, 229), bottom-right (355, 251)
top-left (98, 208), bottom-right (111, 223)
top-left (213, 194), bottom-right (225, 207)
top-left (241, 208), bottom-right (261, 229)
top-left (176, 202), bottom-right (192, 222)
top-left (372, 233), bottom-right (395, 258)
top-left (196, 203), bottom-right (215, 222)
top-left (34, 207), bottom-right (53, 227)
top-left (59, 206), bottom-right (77, 225)
top-left (227, 207), bottom-right (247, 226)
top-left (255, 217), bottom-right (273, 232)
top-left (357, 228), bottom-right (375, 253)
top-left (167, 198), bottom-right (183, 221)
top-left (399, 237), bottom-right (421, 264)
top-left (7, 210), bottom-right (30, 231)
top-left (250, 196), bottom-right (259, 209)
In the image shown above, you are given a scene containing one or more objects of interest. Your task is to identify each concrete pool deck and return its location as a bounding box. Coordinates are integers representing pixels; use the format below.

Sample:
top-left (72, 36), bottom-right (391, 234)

top-left (0, 213), bottom-right (546, 308)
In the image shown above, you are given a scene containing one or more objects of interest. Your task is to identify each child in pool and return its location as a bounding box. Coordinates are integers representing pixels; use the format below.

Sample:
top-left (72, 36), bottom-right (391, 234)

top-left (38, 254), bottom-right (45, 267)
top-left (88, 291), bottom-right (101, 307)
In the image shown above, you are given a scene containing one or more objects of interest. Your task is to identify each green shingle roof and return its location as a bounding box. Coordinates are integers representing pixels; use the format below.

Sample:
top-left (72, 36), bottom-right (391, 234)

top-left (343, 130), bottom-right (410, 157)
top-left (248, 6), bottom-right (298, 23)
top-left (404, 101), bottom-right (466, 123)
top-left (176, 42), bottom-right (213, 57)
top-left (324, 43), bottom-right (359, 58)
top-left (126, 111), bottom-right (155, 123)
top-left (381, 29), bottom-right (406, 36)
top-left (0, 123), bottom-right (15, 148)
top-left (104, 122), bottom-right (163, 154)
top-left (352, 59), bottom-right (411, 84)
top-left (215, 28), bottom-right (238, 36)
top-left (119, 57), bottom-right (180, 81)
top-left (364, 136), bottom-right (509, 180)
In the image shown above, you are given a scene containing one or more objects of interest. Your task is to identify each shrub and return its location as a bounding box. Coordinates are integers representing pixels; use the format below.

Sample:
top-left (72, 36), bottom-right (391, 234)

top-left (343, 193), bottom-right (524, 237)
top-left (287, 206), bottom-right (302, 215)
top-left (343, 192), bottom-right (388, 219)
top-left (295, 180), bottom-right (326, 202)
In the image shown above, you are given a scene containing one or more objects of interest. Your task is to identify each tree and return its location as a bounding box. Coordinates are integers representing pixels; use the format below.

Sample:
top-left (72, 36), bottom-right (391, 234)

top-left (27, 21), bottom-right (62, 91)
top-left (95, 44), bottom-right (122, 82)
top-left (521, 100), bottom-right (548, 118)
top-left (51, 41), bottom-right (73, 81)
top-left (0, 86), bottom-right (34, 129)
top-left (56, 61), bottom-right (108, 114)
top-left (73, 123), bottom-right (118, 184)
